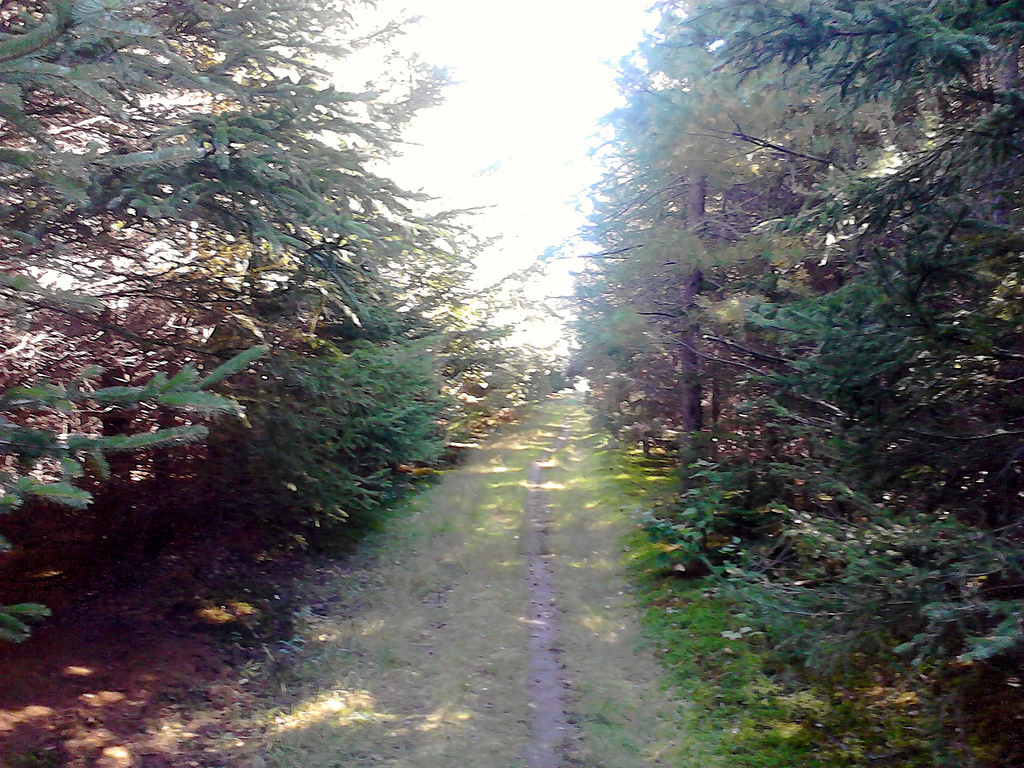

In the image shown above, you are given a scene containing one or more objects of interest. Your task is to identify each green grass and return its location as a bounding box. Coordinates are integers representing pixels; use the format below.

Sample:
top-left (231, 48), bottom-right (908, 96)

top-left (240, 397), bottom-right (719, 767)
top-left (542, 403), bottom-right (715, 768)
top-left (180, 396), bottom-right (936, 767)
top-left (243, 404), bottom-right (568, 768)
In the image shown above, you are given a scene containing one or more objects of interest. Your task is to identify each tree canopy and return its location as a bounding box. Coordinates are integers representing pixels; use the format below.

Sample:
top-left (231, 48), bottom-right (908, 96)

top-left (0, 0), bottom-right (564, 641)
top-left (574, 1), bottom-right (1024, 761)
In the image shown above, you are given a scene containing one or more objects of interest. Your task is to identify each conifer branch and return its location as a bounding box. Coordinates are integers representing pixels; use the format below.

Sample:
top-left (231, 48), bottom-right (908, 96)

top-left (0, 0), bottom-right (73, 63)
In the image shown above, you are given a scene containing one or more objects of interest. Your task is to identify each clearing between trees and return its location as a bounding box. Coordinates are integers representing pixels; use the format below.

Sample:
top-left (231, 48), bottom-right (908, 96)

top-left (252, 396), bottom-right (696, 768)
top-left (1, 397), bottom-right (701, 767)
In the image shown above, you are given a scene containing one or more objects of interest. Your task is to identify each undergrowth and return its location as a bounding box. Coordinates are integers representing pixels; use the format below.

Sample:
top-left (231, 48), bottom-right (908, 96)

top-left (615, 448), bottom-right (935, 768)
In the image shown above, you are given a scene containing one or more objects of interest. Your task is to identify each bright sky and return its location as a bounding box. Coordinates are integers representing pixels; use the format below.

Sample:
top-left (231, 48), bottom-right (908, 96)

top-left (375, 0), bottom-right (654, 325)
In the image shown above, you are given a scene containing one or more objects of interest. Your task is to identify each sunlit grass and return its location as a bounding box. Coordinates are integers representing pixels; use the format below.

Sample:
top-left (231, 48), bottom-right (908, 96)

top-left (271, 690), bottom-right (384, 731)
top-left (542, 403), bottom-right (716, 768)
top-left (250, 408), bottom-right (567, 767)
top-left (223, 398), bottom-right (787, 767)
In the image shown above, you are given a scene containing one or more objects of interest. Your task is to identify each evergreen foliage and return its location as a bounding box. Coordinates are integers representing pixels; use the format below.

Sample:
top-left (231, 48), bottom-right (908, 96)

top-left (230, 341), bottom-right (447, 537)
top-left (576, 1), bottom-right (1024, 760)
top-left (0, 0), bottom-right (559, 641)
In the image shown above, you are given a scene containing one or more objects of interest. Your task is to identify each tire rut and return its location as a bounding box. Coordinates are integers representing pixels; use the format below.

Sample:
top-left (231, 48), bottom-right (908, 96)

top-left (522, 424), bottom-right (574, 768)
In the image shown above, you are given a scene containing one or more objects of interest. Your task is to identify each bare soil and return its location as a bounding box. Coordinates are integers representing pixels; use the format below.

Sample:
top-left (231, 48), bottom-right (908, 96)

top-left (0, 521), bottom-right (301, 768)
top-left (521, 424), bottom-right (573, 768)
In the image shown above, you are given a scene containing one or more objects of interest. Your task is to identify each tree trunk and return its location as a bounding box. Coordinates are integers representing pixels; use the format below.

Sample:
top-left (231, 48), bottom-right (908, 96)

top-left (679, 174), bottom-right (705, 463)
top-left (679, 266), bottom-right (703, 439)
top-left (709, 363), bottom-right (721, 458)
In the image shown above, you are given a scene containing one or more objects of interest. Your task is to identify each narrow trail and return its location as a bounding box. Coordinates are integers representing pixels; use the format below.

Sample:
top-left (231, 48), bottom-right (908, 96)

top-left (247, 397), bottom-right (698, 768)
top-left (522, 423), bottom-right (572, 768)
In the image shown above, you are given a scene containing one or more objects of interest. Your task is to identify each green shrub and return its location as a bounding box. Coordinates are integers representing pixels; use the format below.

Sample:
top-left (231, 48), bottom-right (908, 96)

top-left (224, 341), bottom-right (446, 541)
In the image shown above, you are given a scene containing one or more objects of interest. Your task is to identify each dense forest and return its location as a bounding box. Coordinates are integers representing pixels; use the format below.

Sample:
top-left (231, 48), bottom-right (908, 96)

top-left (574, 0), bottom-right (1024, 762)
top-left (5, 0), bottom-right (1024, 765)
top-left (0, 0), bottom-right (563, 642)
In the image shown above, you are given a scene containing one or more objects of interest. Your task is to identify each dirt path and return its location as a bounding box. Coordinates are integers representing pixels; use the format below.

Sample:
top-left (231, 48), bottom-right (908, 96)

top-left (521, 423), bottom-right (572, 768)
top-left (1, 397), bottom-right (704, 768)
top-left (245, 396), bottom-right (701, 768)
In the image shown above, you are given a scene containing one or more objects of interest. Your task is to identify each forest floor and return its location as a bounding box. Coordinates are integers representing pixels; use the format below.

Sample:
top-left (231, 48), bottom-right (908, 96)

top-left (1, 396), bottom-right (706, 767)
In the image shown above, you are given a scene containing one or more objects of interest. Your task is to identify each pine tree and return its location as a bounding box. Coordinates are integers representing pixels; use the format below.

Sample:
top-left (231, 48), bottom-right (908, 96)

top-left (1, 0), bottom-right (564, 641)
top-left (0, 0), bottom-right (457, 639)
top-left (576, 1), bottom-right (1024, 759)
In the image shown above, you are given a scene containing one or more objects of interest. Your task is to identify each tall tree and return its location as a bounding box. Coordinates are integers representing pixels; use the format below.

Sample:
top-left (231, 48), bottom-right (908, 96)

top-left (0, 0), bottom-right (544, 640)
top-left (575, 1), bottom-right (1024, 760)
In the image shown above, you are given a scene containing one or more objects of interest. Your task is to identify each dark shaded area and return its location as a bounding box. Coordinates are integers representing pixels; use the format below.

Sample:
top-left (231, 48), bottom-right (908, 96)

top-left (0, 461), bottom-right (302, 767)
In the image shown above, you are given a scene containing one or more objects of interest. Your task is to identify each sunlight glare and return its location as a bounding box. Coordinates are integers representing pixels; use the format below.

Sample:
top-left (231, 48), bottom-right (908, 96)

top-left (370, 1), bottom-right (654, 344)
